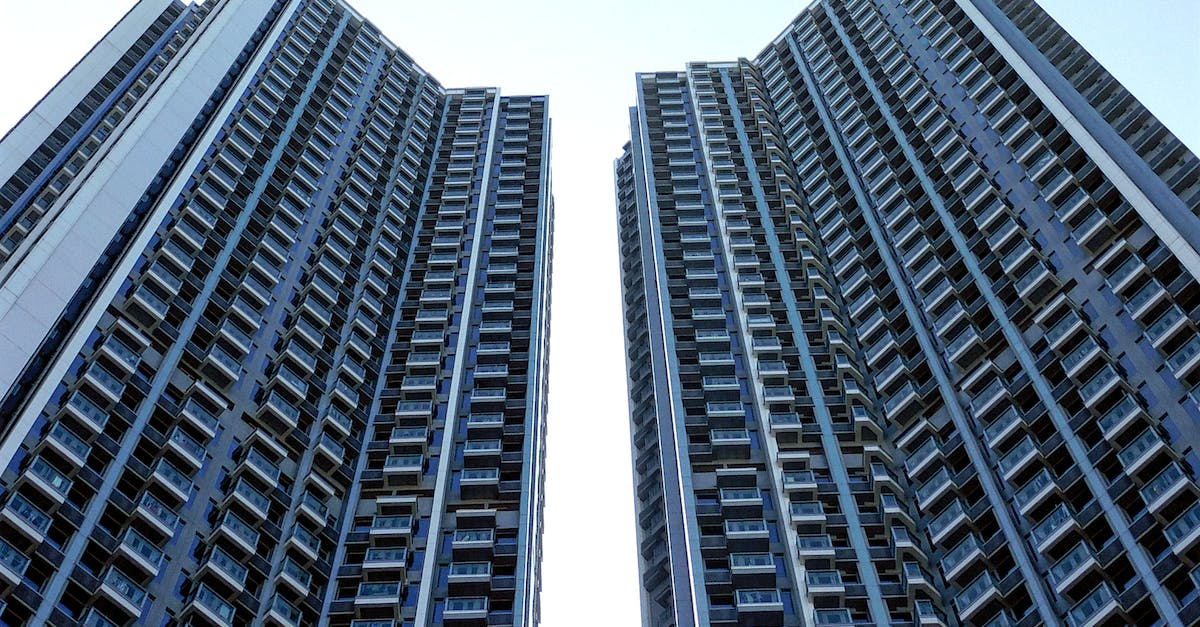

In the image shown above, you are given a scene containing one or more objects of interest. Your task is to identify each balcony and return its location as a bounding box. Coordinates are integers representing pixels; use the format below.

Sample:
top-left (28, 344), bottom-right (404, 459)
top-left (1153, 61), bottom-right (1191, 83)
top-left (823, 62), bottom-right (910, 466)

top-left (916, 466), bottom-right (954, 510)
top-left (997, 436), bottom-right (1038, 480)
top-left (371, 515), bottom-right (414, 536)
top-left (1168, 334), bottom-right (1200, 378)
top-left (1031, 503), bottom-right (1076, 552)
top-left (356, 581), bottom-right (402, 606)
top-left (1166, 502), bottom-right (1200, 555)
top-left (1142, 463), bottom-right (1188, 512)
top-left (225, 478), bottom-right (270, 520)
top-left (1050, 543), bottom-right (1096, 594)
top-left (65, 391), bottom-right (109, 433)
top-left (118, 528), bottom-right (163, 574)
top-left (277, 557), bottom-right (312, 596)
top-left (100, 567), bottom-right (147, 616)
top-left (187, 583), bottom-right (236, 627)
top-left (1097, 395), bottom-right (1142, 440)
top-left (1067, 583), bottom-right (1119, 627)
top-left (796, 534), bottom-right (835, 559)
top-left (216, 511), bottom-right (260, 554)
top-left (182, 398), bottom-right (220, 437)
top-left (136, 492), bottom-right (178, 536)
top-left (25, 456), bottom-right (71, 503)
top-left (1116, 429), bottom-right (1164, 476)
top-left (954, 572), bottom-right (997, 619)
top-left (448, 561), bottom-right (492, 584)
top-left (734, 589), bottom-right (783, 614)
top-left (942, 535), bottom-right (982, 582)
top-left (363, 547), bottom-right (408, 571)
top-left (267, 594), bottom-right (303, 627)
top-left (789, 501), bottom-right (825, 524)
top-left (83, 363), bottom-right (124, 403)
top-left (200, 546), bottom-right (248, 591)
top-left (928, 500), bottom-right (966, 544)
top-left (444, 596), bottom-right (488, 621)
top-left (0, 538), bottom-right (29, 585)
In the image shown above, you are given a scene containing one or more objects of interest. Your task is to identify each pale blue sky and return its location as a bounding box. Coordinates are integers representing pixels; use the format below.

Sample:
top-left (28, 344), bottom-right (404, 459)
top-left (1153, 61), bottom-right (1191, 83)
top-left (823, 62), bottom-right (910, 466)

top-left (0, 1), bottom-right (1196, 625)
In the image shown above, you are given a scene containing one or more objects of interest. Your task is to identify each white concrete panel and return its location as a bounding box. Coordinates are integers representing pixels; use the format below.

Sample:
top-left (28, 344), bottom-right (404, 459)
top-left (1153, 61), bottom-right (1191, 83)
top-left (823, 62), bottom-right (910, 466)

top-left (0, 0), bottom-right (174, 182)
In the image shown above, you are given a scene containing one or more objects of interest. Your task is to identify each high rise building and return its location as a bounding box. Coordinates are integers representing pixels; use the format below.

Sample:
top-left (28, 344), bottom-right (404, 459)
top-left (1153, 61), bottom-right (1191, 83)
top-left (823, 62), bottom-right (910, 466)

top-left (0, 0), bottom-right (552, 626)
top-left (616, 0), bottom-right (1200, 625)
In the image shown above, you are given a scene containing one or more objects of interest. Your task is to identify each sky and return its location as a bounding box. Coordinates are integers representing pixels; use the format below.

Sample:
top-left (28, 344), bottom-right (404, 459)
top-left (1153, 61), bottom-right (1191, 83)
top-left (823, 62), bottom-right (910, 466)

top-left (0, 0), bottom-right (1197, 625)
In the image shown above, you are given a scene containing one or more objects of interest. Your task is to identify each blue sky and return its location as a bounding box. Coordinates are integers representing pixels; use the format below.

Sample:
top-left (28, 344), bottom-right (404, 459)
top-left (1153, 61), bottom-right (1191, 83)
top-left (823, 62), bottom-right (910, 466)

top-left (0, 1), bottom-right (1196, 624)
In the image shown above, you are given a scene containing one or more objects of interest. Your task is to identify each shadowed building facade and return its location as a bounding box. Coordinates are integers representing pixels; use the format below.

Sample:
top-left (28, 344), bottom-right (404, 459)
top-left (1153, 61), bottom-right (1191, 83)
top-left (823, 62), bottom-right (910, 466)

top-left (0, 0), bottom-right (552, 625)
top-left (616, 0), bottom-right (1200, 625)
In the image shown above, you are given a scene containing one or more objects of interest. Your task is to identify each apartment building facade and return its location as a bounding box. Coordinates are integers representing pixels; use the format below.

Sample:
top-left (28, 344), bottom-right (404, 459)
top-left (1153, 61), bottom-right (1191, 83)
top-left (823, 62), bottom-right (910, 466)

top-left (616, 0), bottom-right (1200, 625)
top-left (0, 0), bottom-right (552, 625)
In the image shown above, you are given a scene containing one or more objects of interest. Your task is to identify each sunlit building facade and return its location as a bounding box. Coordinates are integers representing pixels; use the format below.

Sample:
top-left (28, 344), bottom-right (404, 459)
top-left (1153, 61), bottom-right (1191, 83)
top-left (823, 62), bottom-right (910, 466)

top-left (0, 0), bottom-right (552, 625)
top-left (616, 0), bottom-right (1200, 625)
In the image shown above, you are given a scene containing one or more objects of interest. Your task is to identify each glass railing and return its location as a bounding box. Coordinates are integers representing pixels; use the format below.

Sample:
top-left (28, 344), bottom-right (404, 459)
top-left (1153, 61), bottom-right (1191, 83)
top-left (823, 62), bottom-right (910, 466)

top-left (983, 407), bottom-right (1020, 444)
top-left (0, 538), bottom-right (30, 576)
top-left (955, 572), bottom-right (994, 612)
top-left (357, 582), bottom-right (401, 598)
top-left (193, 583), bottom-right (235, 622)
top-left (102, 567), bottom-right (146, 607)
top-left (1049, 543), bottom-right (1091, 585)
top-left (1117, 429), bottom-right (1159, 468)
top-left (806, 570), bottom-right (842, 586)
top-left (1168, 335), bottom-right (1200, 371)
top-left (121, 529), bottom-right (163, 567)
top-left (232, 479), bottom-right (271, 514)
top-left (86, 364), bottom-right (125, 398)
top-left (736, 589), bottom-right (781, 605)
top-left (726, 519), bottom-right (767, 534)
top-left (928, 500), bottom-right (965, 538)
top-left (372, 515), bottom-right (413, 532)
top-left (711, 429), bottom-right (750, 442)
top-left (1146, 306), bottom-right (1184, 342)
top-left (916, 467), bottom-right (952, 504)
top-left (1031, 503), bottom-right (1073, 546)
top-left (169, 428), bottom-right (206, 461)
top-left (364, 547), bottom-right (407, 564)
top-left (29, 456), bottom-right (71, 497)
top-left (138, 492), bottom-right (178, 530)
top-left (1142, 463), bottom-right (1184, 504)
top-left (154, 459), bottom-right (192, 495)
top-left (1165, 502), bottom-right (1200, 544)
top-left (730, 553), bottom-right (773, 568)
top-left (463, 440), bottom-right (501, 453)
top-left (943, 535), bottom-right (980, 575)
top-left (445, 596), bottom-right (488, 612)
top-left (244, 448), bottom-right (280, 481)
top-left (1067, 584), bottom-right (1114, 625)
top-left (220, 511), bottom-right (259, 548)
top-left (1079, 366), bottom-right (1117, 401)
top-left (461, 468), bottom-right (499, 481)
top-left (790, 501), bottom-right (823, 518)
top-left (453, 529), bottom-right (493, 543)
top-left (796, 535), bottom-right (832, 551)
top-left (1061, 338), bottom-right (1098, 373)
top-left (1126, 279), bottom-right (1163, 313)
top-left (998, 436), bottom-right (1036, 475)
top-left (1098, 396), bottom-right (1138, 434)
top-left (1016, 469), bottom-right (1054, 508)
top-left (6, 494), bottom-right (51, 533)
top-left (299, 492), bottom-right (327, 517)
top-left (102, 338), bottom-right (141, 370)
top-left (782, 471), bottom-right (815, 486)
top-left (207, 546), bottom-right (248, 584)
top-left (263, 391), bottom-right (300, 423)
top-left (281, 558), bottom-right (311, 587)
top-left (270, 594), bottom-right (302, 623)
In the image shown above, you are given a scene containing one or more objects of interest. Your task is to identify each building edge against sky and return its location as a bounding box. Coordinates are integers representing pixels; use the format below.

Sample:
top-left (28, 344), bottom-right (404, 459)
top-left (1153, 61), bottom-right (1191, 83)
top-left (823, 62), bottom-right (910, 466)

top-left (617, 0), bottom-right (1200, 625)
top-left (0, 0), bottom-right (551, 626)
